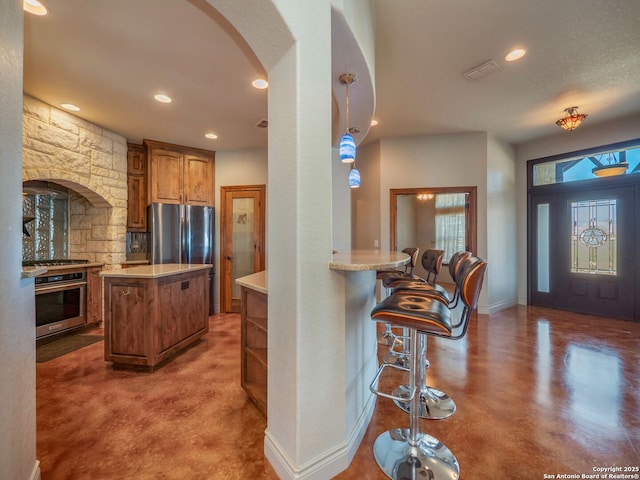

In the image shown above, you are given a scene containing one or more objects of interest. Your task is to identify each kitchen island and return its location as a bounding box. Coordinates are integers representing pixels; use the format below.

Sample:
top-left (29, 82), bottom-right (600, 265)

top-left (100, 263), bottom-right (212, 370)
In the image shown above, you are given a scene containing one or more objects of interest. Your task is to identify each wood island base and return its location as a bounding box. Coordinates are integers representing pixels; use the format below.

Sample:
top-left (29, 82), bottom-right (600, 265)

top-left (101, 264), bottom-right (211, 371)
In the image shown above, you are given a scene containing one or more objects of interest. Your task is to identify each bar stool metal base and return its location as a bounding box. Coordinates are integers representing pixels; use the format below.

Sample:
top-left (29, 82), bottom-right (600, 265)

top-left (391, 385), bottom-right (456, 420)
top-left (373, 428), bottom-right (460, 480)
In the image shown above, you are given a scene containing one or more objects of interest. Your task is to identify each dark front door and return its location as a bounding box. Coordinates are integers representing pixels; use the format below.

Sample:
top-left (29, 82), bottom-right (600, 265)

top-left (530, 185), bottom-right (637, 321)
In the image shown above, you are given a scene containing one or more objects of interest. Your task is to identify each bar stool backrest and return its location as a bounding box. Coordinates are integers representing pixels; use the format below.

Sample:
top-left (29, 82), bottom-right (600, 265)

top-left (421, 249), bottom-right (444, 284)
top-left (448, 251), bottom-right (471, 281)
top-left (402, 247), bottom-right (420, 274)
top-left (456, 256), bottom-right (488, 311)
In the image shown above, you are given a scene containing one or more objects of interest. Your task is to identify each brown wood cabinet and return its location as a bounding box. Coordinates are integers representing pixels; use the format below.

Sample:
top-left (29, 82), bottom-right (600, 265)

top-left (103, 268), bottom-right (209, 370)
top-left (240, 286), bottom-right (268, 415)
top-left (86, 265), bottom-right (103, 325)
top-left (126, 144), bottom-right (147, 231)
top-left (144, 139), bottom-right (214, 206)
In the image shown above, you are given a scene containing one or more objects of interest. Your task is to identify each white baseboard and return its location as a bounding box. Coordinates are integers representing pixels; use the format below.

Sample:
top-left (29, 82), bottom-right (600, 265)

top-left (30, 460), bottom-right (41, 480)
top-left (488, 298), bottom-right (518, 314)
top-left (264, 394), bottom-right (376, 480)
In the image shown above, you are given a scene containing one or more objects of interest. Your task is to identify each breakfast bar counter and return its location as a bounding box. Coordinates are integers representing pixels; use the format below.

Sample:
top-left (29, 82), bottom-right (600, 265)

top-left (329, 249), bottom-right (410, 272)
top-left (100, 263), bottom-right (212, 370)
top-left (328, 249), bottom-right (410, 454)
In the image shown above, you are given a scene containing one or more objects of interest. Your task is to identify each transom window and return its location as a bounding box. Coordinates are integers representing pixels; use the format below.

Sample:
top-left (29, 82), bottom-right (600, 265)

top-left (533, 145), bottom-right (640, 186)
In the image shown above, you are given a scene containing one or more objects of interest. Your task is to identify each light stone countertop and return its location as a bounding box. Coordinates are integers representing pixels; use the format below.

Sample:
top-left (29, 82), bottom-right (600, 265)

top-left (121, 259), bottom-right (150, 265)
top-left (329, 250), bottom-right (410, 271)
top-left (100, 263), bottom-right (213, 279)
top-left (21, 261), bottom-right (105, 278)
top-left (42, 262), bottom-right (105, 271)
top-left (235, 270), bottom-right (267, 294)
top-left (21, 266), bottom-right (48, 278)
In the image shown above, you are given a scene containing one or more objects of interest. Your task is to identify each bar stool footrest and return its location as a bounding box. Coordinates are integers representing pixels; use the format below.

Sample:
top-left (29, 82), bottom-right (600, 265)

top-left (369, 362), bottom-right (413, 402)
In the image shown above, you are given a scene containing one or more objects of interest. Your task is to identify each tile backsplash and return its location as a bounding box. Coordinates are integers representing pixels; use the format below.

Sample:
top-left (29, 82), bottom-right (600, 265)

top-left (22, 190), bottom-right (69, 261)
top-left (126, 231), bottom-right (148, 256)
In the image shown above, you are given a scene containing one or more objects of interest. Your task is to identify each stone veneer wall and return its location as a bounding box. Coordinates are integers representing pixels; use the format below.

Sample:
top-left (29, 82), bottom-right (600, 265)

top-left (22, 95), bottom-right (127, 267)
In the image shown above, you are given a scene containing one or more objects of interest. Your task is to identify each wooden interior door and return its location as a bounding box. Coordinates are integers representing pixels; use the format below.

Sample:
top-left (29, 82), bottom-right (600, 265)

top-left (220, 185), bottom-right (266, 313)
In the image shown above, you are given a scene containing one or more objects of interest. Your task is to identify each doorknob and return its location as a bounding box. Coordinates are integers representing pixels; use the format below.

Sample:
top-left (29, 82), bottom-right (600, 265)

top-left (225, 255), bottom-right (233, 260)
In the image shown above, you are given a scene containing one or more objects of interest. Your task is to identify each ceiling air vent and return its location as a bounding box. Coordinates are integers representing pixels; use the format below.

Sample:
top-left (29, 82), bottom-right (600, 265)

top-left (463, 60), bottom-right (500, 80)
top-left (255, 119), bottom-right (268, 129)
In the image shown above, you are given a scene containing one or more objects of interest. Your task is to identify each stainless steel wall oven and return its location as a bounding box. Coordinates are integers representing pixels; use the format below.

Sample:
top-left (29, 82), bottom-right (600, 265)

top-left (34, 269), bottom-right (87, 339)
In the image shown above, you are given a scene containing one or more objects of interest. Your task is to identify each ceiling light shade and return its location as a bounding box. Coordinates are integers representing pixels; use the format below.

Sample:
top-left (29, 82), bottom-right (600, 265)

top-left (592, 153), bottom-right (628, 177)
top-left (339, 73), bottom-right (356, 163)
top-left (556, 106), bottom-right (588, 131)
top-left (348, 165), bottom-right (360, 188)
top-left (340, 133), bottom-right (356, 163)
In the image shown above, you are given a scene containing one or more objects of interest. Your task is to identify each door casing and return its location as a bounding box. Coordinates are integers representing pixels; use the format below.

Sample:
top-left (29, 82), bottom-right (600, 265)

top-left (220, 185), bottom-right (266, 313)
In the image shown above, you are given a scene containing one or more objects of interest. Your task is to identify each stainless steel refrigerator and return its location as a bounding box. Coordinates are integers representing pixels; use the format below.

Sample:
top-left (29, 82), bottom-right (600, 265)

top-left (148, 203), bottom-right (215, 314)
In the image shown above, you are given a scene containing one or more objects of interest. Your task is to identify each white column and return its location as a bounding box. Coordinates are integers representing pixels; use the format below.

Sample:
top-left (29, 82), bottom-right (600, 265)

top-left (0, 3), bottom-right (40, 480)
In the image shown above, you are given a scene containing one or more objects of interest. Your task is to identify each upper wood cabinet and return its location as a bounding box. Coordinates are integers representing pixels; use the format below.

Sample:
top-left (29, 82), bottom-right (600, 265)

top-left (126, 144), bottom-right (147, 231)
top-left (144, 139), bottom-right (215, 206)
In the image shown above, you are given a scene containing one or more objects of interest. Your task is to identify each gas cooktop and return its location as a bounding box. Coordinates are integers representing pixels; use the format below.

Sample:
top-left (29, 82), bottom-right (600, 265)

top-left (22, 259), bottom-right (90, 267)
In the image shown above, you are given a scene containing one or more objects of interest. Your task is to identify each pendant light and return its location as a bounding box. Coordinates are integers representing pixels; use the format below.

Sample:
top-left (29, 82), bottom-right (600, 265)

top-left (592, 152), bottom-right (628, 177)
top-left (339, 74), bottom-right (356, 163)
top-left (349, 164), bottom-right (361, 188)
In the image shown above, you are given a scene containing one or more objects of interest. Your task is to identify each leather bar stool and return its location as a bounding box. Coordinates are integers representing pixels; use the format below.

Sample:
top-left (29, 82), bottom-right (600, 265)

top-left (376, 247), bottom-right (420, 347)
top-left (381, 249), bottom-right (444, 369)
top-left (391, 251), bottom-right (471, 307)
top-left (385, 251), bottom-right (471, 419)
top-left (369, 256), bottom-right (487, 479)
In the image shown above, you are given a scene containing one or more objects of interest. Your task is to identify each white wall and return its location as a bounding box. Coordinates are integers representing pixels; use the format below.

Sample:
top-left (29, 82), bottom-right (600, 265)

top-left (213, 147), bottom-right (268, 313)
top-left (0, 3), bottom-right (40, 480)
top-left (351, 140), bottom-right (381, 250)
top-left (487, 135), bottom-right (518, 312)
top-left (332, 147), bottom-right (353, 251)
top-left (515, 113), bottom-right (640, 305)
top-left (377, 133), bottom-right (491, 312)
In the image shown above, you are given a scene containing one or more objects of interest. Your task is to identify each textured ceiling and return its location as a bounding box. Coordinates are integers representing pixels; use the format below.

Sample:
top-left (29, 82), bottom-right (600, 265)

top-left (23, 0), bottom-right (640, 152)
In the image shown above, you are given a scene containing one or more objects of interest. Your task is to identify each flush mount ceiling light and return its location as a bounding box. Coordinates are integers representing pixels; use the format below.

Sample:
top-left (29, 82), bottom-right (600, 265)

top-left (154, 93), bottom-right (172, 104)
top-left (592, 152), bottom-right (628, 177)
top-left (556, 106), bottom-right (588, 131)
top-left (252, 79), bottom-right (268, 89)
top-left (339, 73), bottom-right (356, 164)
top-left (23, 0), bottom-right (47, 15)
top-left (205, 132), bottom-right (218, 140)
top-left (60, 103), bottom-right (80, 112)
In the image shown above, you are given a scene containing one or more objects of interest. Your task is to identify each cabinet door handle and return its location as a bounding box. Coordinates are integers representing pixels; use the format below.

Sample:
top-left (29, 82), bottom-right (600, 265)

top-left (121, 287), bottom-right (131, 296)
top-left (225, 255), bottom-right (233, 260)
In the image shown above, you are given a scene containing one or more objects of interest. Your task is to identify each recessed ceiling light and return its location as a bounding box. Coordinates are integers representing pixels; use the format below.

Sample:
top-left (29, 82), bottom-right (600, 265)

top-left (370, 119), bottom-right (379, 126)
top-left (154, 94), bottom-right (172, 104)
top-left (252, 79), bottom-right (268, 89)
top-left (505, 49), bottom-right (526, 62)
top-left (205, 133), bottom-right (218, 140)
top-left (23, 0), bottom-right (47, 15)
top-left (60, 103), bottom-right (80, 112)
